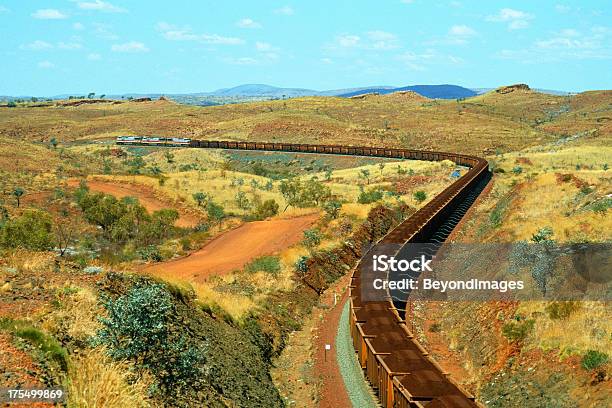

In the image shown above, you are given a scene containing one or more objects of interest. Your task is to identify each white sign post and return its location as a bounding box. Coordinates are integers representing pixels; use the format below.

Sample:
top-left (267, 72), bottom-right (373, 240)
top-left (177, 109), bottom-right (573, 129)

top-left (324, 344), bottom-right (331, 362)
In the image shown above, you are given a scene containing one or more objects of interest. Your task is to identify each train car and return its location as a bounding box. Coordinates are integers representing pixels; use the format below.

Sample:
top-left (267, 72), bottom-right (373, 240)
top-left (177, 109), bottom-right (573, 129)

top-left (116, 136), bottom-right (142, 145)
top-left (227, 141), bottom-right (238, 149)
top-left (141, 137), bottom-right (164, 146)
top-left (168, 137), bottom-right (191, 147)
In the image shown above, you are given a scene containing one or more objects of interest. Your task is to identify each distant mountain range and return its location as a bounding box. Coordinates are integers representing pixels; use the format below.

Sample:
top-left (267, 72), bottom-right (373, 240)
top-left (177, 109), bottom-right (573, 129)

top-left (191, 83), bottom-right (477, 99)
top-left (2, 83), bottom-right (573, 105)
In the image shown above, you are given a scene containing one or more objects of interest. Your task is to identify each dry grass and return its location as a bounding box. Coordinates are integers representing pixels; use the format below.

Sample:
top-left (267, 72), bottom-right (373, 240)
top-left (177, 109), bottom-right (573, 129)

top-left (2, 250), bottom-right (56, 273)
top-left (66, 348), bottom-right (152, 408)
top-left (42, 287), bottom-right (102, 343)
top-left (4, 90), bottom-right (609, 156)
top-left (518, 301), bottom-right (611, 359)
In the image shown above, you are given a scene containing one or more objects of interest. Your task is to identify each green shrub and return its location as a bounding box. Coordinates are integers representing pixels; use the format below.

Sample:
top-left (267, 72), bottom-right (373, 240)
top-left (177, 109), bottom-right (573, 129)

top-left (502, 319), bottom-right (534, 342)
top-left (206, 201), bottom-right (225, 223)
top-left (512, 166), bottom-right (523, 174)
top-left (545, 301), bottom-right (580, 320)
top-left (357, 188), bottom-right (384, 204)
top-left (295, 255), bottom-right (309, 275)
top-left (531, 226), bottom-right (554, 243)
top-left (180, 237), bottom-right (191, 251)
top-left (138, 245), bottom-right (162, 262)
top-left (322, 200), bottom-right (342, 219)
top-left (94, 283), bottom-right (207, 390)
top-left (582, 350), bottom-right (608, 370)
top-left (0, 209), bottom-right (54, 250)
top-left (251, 199), bottom-right (279, 220)
top-left (413, 190), bottom-right (427, 203)
top-left (244, 255), bottom-right (281, 275)
top-left (489, 208), bottom-right (503, 227)
top-left (303, 229), bottom-right (322, 248)
top-left (234, 191), bottom-right (251, 210)
top-left (590, 198), bottom-right (611, 214)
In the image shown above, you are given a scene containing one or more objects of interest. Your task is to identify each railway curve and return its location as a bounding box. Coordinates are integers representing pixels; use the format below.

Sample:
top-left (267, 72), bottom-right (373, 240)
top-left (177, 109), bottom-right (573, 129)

top-left (118, 138), bottom-right (490, 408)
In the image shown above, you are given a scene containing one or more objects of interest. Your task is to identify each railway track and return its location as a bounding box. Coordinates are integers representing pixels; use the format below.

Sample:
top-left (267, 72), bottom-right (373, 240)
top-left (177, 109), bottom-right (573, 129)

top-left (118, 139), bottom-right (490, 408)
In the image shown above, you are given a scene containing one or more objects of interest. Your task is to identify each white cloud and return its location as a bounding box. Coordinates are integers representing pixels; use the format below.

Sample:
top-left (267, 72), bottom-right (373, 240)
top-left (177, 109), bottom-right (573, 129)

top-left (20, 40), bottom-right (83, 51)
top-left (442, 25), bottom-right (477, 45)
top-left (400, 0), bottom-right (414, 3)
top-left (224, 57), bottom-right (259, 65)
top-left (237, 18), bottom-right (261, 29)
top-left (366, 30), bottom-right (399, 49)
top-left (321, 57), bottom-right (333, 64)
top-left (336, 34), bottom-right (360, 48)
top-left (255, 42), bottom-right (275, 51)
top-left (329, 31), bottom-right (399, 50)
top-left (87, 53), bottom-right (102, 60)
top-left (73, 22), bottom-right (85, 30)
top-left (254, 42), bottom-right (280, 61)
top-left (38, 60), bottom-right (55, 69)
top-left (20, 40), bottom-right (54, 51)
top-left (449, 25), bottom-right (476, 37)
top-left (32, 9), bottom-right (67, 19)
top-left (486, 8), bottom-right (533, 30)
top-left (157, 22), bottom-right (244, 45)
top-left (58, 42), bottom-right (83, 50)
top-left (76, 1), bottom-right (126, 13)
top-left (555, 4), bottom-right (571, 13)
top-left (559, 28), bottom-right (580, 37)
top-left (496, 28), bottom-right (611, 62)
top-left (0, 5), bottom-right (9, 13)
top-left (274, 6), bottom-right (294, 15)
top-left (92, 23), bottom-right (119, 40)
top-left (111, 41), bottom-right (149, 52)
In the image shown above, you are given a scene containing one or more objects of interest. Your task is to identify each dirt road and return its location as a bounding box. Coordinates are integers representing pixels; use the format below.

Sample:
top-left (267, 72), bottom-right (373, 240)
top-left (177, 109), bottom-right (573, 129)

top-left (67, 179), bottom-right (201, 228)
top-left (142, 214), bottom-right (318, 281)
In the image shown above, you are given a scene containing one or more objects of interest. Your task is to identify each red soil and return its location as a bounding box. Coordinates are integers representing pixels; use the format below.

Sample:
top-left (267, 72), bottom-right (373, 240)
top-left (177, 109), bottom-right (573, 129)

top-left (142, 214), bottom-right (318, 281)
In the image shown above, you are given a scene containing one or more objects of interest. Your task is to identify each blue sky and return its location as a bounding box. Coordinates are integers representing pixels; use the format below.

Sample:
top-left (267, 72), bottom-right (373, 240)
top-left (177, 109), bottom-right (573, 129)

top-left (1, 0), bottom-right (610, 95)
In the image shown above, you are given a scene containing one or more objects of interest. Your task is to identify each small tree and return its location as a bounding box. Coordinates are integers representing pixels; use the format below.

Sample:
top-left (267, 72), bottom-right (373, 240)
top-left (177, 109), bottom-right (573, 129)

top-left (13, 187), bottom-right (24, 207)
top-left (322, 200), bottom-right (341, 219)
top-left (235, 191), bottom-right (251, 210)
top-left (325, 169), bottom-right (333, 181)
top-left (53, 207), bottom-right (79, 256)
top-left (413, 190), bottom-right (427, 203)
top-left (378, 163), bottom-right (385, 176)
top-left (164, 151), bottom-right (175, 164)
top-left (50, 137), bottom-right (58, 149)
top-left (192, 192), bottom-right (210, 208)
top-left (279, 178), bottom-right (301, 211)
top-left (206, 201), bottom-right (225, 224)
top-left (87, 92), bottom-right (95, 99)
top-left (360, 169), bottom-right (371, 185)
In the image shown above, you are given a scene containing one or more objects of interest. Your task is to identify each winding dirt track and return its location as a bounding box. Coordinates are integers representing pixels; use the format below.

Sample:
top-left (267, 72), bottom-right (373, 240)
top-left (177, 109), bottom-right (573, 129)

top-left (67, 179), bottom-right (201, 228)
top-left (142, 214), bottom-right (318, 281)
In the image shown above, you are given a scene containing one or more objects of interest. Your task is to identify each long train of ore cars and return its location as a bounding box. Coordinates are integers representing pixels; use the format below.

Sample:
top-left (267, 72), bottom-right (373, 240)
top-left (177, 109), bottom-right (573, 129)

top-left (116, 137), bottom-right (489, 408)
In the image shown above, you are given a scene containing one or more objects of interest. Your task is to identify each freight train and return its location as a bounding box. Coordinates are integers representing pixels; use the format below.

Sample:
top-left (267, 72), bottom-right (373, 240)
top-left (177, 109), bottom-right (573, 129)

top-left (114, 138), bottom-right (489, 407)
top-left (115, 136), bottom-right (191, 147)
